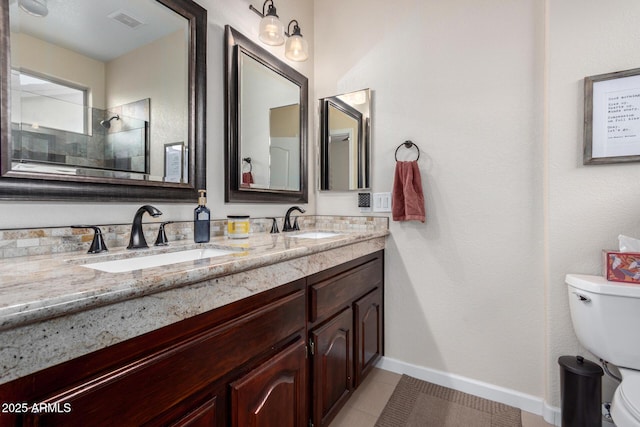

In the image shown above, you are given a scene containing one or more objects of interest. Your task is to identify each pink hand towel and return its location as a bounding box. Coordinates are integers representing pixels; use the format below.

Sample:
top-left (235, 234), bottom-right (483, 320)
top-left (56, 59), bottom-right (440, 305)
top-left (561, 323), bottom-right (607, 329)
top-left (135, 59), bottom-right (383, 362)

top-left (392, 160), bottom-right (425, 222)
top-left (241, 172), bottom-right (254, 188)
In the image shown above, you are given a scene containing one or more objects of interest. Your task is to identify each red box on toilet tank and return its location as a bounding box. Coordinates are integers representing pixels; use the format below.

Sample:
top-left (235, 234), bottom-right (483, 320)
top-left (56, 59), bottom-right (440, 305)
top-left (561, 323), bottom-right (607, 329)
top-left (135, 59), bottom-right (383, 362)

top-left (604, 251), bottom-right (640, 283)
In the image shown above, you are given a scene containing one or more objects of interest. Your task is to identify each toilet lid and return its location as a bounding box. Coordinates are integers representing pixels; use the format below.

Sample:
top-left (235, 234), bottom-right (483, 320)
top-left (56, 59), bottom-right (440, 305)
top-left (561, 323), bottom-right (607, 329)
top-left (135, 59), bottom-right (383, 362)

top-left (620, 376), bottom-right (640, 420)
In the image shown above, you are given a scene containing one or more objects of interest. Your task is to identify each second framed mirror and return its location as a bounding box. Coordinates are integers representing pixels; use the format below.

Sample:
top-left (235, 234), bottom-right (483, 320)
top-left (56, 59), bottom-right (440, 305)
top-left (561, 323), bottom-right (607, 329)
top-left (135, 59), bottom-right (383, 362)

top-left (319, 89), bottom-right (371, 191)
top-left (224, 25), bottom-right (308, 203)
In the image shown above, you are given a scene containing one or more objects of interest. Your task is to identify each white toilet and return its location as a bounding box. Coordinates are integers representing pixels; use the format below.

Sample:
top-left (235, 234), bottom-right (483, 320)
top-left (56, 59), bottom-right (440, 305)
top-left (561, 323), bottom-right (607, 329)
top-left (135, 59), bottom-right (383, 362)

top-left (566, 274), bottom-right (640, 427)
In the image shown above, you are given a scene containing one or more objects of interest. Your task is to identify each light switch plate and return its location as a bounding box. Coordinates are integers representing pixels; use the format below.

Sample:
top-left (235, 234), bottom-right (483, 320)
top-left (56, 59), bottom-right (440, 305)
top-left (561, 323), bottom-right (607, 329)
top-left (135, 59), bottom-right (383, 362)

top-left (373, 192), bottom-right (392, 212)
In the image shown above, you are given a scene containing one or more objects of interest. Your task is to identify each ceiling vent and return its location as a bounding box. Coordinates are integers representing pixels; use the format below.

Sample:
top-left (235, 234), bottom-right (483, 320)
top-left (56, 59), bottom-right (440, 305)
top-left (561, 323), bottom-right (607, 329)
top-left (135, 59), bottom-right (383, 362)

top-left (108, 10), bottom-right (145, 30)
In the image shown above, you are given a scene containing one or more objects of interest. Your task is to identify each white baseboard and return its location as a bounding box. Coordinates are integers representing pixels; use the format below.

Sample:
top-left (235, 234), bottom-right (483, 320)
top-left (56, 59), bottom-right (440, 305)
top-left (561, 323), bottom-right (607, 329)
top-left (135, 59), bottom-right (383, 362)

top-left (376, 356), bottom-right (561, 426)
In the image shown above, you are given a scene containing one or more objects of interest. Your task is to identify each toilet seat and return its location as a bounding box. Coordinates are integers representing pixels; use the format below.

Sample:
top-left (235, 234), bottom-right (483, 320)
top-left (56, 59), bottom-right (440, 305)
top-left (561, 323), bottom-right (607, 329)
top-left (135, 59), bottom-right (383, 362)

top-left (612, 371), bottom-right (640, 426)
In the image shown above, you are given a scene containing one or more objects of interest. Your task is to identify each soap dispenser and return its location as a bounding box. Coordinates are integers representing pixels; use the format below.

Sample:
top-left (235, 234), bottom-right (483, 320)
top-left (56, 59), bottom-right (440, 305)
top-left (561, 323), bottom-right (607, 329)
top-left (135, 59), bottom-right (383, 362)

top-left (194, 189), bottom-right (210, 243)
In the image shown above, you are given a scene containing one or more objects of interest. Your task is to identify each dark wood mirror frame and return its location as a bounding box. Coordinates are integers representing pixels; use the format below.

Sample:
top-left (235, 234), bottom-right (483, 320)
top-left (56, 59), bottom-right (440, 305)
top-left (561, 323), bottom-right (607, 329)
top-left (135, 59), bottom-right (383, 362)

top-left (319, 89), bottom-right (371, 192)
top-left (0, 0), bottom-right (206, 202)
top-left (224, 25), bottom-right (308, 204)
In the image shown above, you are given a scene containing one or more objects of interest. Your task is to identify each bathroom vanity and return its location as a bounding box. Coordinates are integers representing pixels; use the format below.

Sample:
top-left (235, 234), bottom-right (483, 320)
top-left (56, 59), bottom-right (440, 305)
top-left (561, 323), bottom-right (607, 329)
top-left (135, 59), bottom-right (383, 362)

top-left (0, 225), bottom-right (386, 427)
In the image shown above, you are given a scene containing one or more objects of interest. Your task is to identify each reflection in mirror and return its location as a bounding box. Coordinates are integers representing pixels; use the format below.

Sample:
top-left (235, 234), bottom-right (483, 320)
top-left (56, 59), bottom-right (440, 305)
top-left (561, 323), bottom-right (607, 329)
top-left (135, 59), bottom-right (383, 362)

top-left (240, 53), bottom-right (300, 191)
top-left (0, 0), bottom-right (207, 201)
top-left (320, 89), bottom-right (371, 191)
top-left (225, 25), bottom-right (308, 203)
top-left (14, 71), bottom-right (87, 134)
top-left (9, 0), bottom-right (183, 181)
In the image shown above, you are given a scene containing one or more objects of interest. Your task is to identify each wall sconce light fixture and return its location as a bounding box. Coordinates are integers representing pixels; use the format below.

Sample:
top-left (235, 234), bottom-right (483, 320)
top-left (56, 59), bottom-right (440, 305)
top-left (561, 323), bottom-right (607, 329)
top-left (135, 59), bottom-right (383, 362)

top-left (285, 20), bottom-right (308, 62)
top-left (249, 0), bottom-right (284, 46)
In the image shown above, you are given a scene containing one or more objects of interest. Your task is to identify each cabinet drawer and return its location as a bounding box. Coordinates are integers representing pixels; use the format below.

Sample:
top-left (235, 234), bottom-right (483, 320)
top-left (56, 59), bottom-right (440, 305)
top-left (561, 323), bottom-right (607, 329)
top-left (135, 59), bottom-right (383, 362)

top-left (309, 256), bottom-right (382, 324)
top-left (23, 289), bottom-right (306, 427)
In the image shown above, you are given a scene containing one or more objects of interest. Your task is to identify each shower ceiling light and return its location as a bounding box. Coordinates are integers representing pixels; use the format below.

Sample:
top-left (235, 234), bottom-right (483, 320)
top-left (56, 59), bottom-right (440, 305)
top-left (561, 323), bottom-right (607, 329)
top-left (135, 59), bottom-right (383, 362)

top-left (18, 0), bottom-right (48, 17)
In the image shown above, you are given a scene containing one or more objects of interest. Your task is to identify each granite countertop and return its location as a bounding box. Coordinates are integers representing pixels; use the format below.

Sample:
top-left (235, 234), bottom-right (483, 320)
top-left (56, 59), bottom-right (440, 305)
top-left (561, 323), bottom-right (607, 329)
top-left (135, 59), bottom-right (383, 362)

top-left (0, 229), bottom-right (388, 332)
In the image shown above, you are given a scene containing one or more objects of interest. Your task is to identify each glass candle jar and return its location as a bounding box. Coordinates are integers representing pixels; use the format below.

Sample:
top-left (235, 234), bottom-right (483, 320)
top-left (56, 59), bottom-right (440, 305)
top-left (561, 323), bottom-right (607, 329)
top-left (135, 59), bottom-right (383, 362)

top-left (227, 215), bottom-right (250, 239)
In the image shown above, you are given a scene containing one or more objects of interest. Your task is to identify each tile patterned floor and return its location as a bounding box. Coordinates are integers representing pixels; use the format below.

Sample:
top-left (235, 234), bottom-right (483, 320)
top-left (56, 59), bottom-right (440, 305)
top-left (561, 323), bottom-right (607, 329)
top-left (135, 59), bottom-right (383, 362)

top-left (328, 368), bottom-right (554, 427)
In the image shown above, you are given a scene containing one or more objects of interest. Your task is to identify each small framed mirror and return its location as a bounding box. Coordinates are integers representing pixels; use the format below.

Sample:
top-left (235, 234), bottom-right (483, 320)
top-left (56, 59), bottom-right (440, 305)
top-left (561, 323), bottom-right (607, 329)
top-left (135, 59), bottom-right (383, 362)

top-left (319, 89), bottom-right (371, 191)
top-left (224, 25), bottom-right (308, 203)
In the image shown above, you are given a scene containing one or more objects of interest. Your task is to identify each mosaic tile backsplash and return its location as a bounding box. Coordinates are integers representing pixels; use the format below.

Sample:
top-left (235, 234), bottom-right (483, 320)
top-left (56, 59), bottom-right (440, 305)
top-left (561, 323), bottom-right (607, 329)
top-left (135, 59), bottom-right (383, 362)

top-left (0, 215), bottom-right (388, 259)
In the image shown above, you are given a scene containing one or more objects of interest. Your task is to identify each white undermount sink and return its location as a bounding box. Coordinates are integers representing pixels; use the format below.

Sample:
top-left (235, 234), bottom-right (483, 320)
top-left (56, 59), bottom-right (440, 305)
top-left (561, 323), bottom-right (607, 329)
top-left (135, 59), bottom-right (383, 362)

top-left (81, 248), bottom-right (236, 273)
top-left (289, 232), bottom-right (342, 239)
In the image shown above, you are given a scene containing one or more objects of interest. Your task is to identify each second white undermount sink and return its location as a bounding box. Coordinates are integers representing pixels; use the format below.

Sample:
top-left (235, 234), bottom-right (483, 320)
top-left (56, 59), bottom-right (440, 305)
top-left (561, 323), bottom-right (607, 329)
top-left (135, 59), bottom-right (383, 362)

top-left (81, 248), bottom-right (235, 273)
top-left (289, 232), bottom-right (342, 239)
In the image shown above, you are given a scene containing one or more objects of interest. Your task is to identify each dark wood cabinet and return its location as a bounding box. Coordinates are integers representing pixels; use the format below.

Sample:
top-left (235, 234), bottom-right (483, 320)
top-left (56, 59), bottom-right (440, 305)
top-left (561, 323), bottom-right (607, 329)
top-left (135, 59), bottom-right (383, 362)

top-left (230, 338), bottom-right (307, 427)
top-left (310, 308), bottom-right (354, 427)
top-left (307, 251), bottom-right (384, 427)
top-left (0, 250), bottom-right (384, 427)
top-left (2, 280), bottom-right (307, 427)
top-left (354, 287), bottom-right (383, 387)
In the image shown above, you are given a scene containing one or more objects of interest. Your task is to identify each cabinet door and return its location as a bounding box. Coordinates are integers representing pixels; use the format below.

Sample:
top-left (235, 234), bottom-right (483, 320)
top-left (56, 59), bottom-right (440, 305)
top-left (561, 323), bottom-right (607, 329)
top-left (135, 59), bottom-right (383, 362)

top-left (230, 339), bottom-right (307, 427)
top-left (354, 287), bottom-right (383, 386)
top-left (311, 307), bottom-right (353, 427)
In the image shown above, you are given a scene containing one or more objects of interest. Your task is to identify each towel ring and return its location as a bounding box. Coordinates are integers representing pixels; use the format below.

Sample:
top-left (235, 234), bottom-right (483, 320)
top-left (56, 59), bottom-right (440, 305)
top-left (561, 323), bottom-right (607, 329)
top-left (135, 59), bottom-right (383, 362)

top-left (242, 157), bottom-right (252, 173)
top-left (395, 141), bottom-right (420, 161)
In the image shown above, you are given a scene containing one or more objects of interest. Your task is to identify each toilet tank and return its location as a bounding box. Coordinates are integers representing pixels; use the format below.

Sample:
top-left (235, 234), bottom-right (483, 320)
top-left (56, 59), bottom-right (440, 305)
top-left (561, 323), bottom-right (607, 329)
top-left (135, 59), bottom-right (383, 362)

top-left (566, 274), bottom-right (640, 370)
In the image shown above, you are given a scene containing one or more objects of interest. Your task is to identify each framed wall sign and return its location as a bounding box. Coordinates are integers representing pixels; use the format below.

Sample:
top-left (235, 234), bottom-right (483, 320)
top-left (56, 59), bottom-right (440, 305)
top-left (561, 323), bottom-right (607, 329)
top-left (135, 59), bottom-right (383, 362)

top-left (584, 68), bottom-right (640, 164)
top-left (164, 142), bottom-right (185, 183)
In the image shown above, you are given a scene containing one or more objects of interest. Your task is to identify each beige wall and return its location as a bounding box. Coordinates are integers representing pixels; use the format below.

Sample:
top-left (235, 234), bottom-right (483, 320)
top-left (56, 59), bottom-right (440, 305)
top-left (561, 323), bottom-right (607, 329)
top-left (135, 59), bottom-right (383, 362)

top-left (106, 30), bottom-right (188, 180)
top-left (315, 0), bottom-right (546, 402)
top-left (270, 104), bottom-right (299, 138)
top-left (546, 0), bottom-right (640, 407)
top-left (10, 32), bottom-right (106, 109)
top-left (315, 0), bottom-right (640, 417)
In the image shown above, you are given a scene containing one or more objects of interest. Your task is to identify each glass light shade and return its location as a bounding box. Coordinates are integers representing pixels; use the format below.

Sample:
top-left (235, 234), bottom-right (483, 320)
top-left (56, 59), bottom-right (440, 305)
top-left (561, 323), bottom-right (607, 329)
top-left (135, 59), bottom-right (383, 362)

top-left (259, 16), bottom-right (284, 46)
top-left (285, 35), bottom-right (308, 62)
top-left (18, 0), bottom-right (48, 17)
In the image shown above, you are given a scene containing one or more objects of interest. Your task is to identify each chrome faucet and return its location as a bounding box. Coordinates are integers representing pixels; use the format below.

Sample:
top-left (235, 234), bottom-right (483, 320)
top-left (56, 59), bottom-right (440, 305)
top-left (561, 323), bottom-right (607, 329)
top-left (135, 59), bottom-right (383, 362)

top-left (127, 205), bottom-right (162, 249)
top-left (283, 206), bottom-right (305, 232)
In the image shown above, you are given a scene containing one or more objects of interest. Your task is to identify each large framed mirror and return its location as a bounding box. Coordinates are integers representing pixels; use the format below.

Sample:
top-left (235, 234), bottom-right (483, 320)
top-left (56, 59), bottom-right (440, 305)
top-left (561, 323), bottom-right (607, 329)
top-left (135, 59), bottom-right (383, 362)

top-left (0, 0), bottom-right (206, 201)
top-left (319, 89), bottom-right (371, 191)
top-left (224, 25), bottom-right (308, 203)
